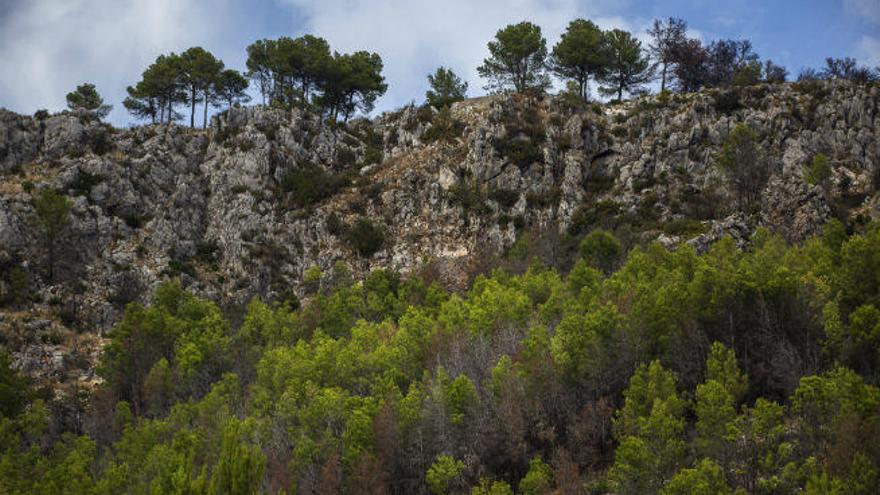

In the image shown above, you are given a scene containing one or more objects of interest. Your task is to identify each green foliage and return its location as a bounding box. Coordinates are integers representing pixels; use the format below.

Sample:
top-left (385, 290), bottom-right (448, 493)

top-left (610, 399), bottom-right (687, 494)
top-left (124, 52), bottom-right (188, 124)
top-left (478, 21), bottom-right (550, 93)
top-left (550, 19), bottom-right (609, 100)
top-left (0, 351), bottom-right (29, 418)
top-left (713, 89), bottom-right (743, 114)
top-left (5, 266), bottom-right (28, 305)
top-left (179, 46), bottom-right (225, 128)
top-left (6, 222), bottom-right (880, 494)
top-left (345, 217), bottom-right (385, 257)
top-left (68, 169), bottom-right (105, 197)
top-left (281, 165), bottom-right (350, 208)
top-left (715, 124), bottom-right (768, 210)
top-left (488, 188), bottom-right (520, 208)
top-left (806, 153), bottom-right (832, 187)
top-left (492, 99), bottom-right (546, 171)
top-left (210, 419), bottom-right (266, 495)
top-left (550, 303), bottom-right (619, 386)
top-left (33, 189), bottom-right (72, 239)
top-left (579, 228), bottom-right (622, 274)
top-left (214, 69), bottom-right (250, 110)
top-left (422, 107), bottom-right (465, 145)
top-left (427, 455), bottom-right (465, 495)
top-left (614, 360), bottom-right (686, 438)
top-left (426, 67), bottom-right (468, 109)
top-left (694, 380), bottom-right (736, 460)
top-left (99, 280), bottom-right (231, 412)
top-left (662, 458), bottom-right (731, 495)
top-left (447, 178), bottom-right (488, 216)
top-left (303, 265), bottom-right (323, 293)
top-left (598, 29), bottom-right (653, 101)
top-left (471, 478), bottom-right (514, 495)
top-left (705, 342), bottom-right (748, 401)
top-left (32, 189), bottom-right (71, 280)
top-left (66, 82), bottom-right (111, 118)
top-left (733, 61), bottom-right (763, 86)
top-left (518, 456), bottom-right (553, 495)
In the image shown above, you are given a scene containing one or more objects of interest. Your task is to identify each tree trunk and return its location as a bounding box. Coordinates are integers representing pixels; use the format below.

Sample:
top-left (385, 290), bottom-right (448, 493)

top-left (661, 63), bottom-right (667, 92)
top-left (190, 87), bottom-right (196, 128)
top-left (203, 91), bottom-right (209, 129)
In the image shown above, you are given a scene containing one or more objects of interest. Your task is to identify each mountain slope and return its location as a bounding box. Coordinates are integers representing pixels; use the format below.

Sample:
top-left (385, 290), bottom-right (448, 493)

top-left (0, 80), bottom-right (878, 390)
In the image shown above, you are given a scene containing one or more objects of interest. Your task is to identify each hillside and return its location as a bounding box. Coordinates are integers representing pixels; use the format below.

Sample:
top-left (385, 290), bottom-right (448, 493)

top-left (1, 80), bottom-right (880, 493)
top-left (2, 81), bottom-right (878, 388)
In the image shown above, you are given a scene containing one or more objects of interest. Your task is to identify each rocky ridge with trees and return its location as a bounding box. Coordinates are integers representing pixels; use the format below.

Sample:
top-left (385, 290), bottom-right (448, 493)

top-left (1, 77), bottom-right (878, 395)
top-left (1, 16), bottom-right (880, 494)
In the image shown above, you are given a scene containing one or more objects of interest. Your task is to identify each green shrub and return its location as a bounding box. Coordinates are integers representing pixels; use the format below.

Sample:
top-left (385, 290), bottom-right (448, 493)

top-left (325, 213), bottom-right (345, 236)
top-left (610, 126), bottom-right (629, 139)
top-left (6, 267), bottom-right (28, 305)
top-left (303, 265), bottom-right (322, 294)
top-left (733, 62), bottom-right (763, 87)
top-left (69, 169), bottom-right (104, 197)
top-left (363, 146), bottom-right (384, 165)
top-left (422, 107), bottom-right (464, 144)
top-left (214, 125), bottom-right (241, 144)
top-left (416, 104), bottom-right (435, 124)
top-left (568, 200), bottom-right (621, 235)
top-left (281, 166), bottom-right (350, 208)
top-left (525, 187), bottom-right (561, 208)
top-left (88, 129), bottom-right (114, 155)
top-left (712, 89), bottom-right (742, 115)
top-left (661, 218), bottom-right (708, 238)
top-left (336, 147), bottom-right (357, 167)
top-left (805, 153), bottom-right (832, 187)
top-left (584, 172), bottom-right (615, 195)
top-left (346, 218), bottom-right (385, 257)
top-left (579, 228), bottom-right (622, 274)
top-left (195, 240), bottom-right (220, 266)
top-left (447, 180), bottom-right (487, 215)
top-left (492, 102), bottom-right (546, 171)
top-left (488, 188), bottom-right (520, 208)
top-left (120, 211), bottom-right (149, 229)
top-left (792, 79), bottom-right (829, 100)
top-left (166, 258), bottom-right (195, 277)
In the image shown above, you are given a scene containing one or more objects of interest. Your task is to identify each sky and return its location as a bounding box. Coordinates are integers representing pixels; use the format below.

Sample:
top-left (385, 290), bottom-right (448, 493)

top-left (0, 0), bottom-right (878, 127)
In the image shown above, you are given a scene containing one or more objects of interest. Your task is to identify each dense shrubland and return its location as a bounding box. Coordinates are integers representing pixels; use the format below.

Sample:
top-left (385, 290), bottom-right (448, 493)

top-left (2, 221), bottom-right (879, 494)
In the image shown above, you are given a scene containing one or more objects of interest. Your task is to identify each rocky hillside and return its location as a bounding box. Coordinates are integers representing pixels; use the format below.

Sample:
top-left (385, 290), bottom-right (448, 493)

top-left (1, 80), bottom-right (878, 392)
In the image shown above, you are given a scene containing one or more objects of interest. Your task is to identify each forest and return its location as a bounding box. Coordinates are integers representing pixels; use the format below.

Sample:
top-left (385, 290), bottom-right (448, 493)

top-left (2, 221), bottom-right (879, 494)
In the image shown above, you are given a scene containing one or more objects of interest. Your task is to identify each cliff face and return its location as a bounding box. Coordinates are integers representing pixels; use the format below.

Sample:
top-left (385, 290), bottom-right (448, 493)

top-left (1, 81), bottom-right (879, 390)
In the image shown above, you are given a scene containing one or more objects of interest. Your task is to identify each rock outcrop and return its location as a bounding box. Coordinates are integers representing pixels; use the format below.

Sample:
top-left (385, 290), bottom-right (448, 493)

top-left (1, 80), bottom-right (878, 390)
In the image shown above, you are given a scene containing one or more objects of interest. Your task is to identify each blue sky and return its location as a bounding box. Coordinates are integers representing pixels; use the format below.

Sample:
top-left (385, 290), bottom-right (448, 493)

top-left (0, 0), bottom-right (877, 127)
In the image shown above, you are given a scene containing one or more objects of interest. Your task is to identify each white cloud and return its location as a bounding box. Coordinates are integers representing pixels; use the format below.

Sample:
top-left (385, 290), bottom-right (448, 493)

top-left (0, 0), bottom-right (239, 125)
top-left (279, 0), bottom-right (636, 111)
top-left (856, 35), bottom-right (880, 67)
top-left (844, 0), bottom-right (880, 25)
